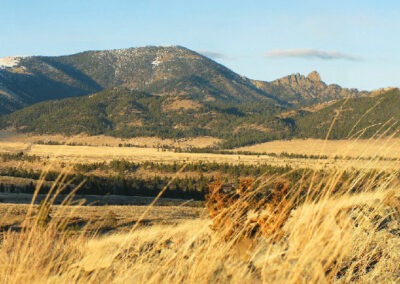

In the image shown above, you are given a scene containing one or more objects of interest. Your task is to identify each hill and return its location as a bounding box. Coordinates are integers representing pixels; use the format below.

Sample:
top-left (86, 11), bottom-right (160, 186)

top-left (2, 88), bottom-right (398, 148)
top-left (0, 87), bottom-right (292, 147)
top-left (293, 88), bottom-right (400, 139)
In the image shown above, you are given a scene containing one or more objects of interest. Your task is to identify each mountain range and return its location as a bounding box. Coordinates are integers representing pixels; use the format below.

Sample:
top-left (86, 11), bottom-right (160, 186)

top-left (0, 46), bottom-right (397, 147)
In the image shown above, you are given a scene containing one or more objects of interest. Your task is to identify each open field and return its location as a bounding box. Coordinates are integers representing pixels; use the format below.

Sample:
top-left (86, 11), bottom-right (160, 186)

top-left (0, 130), bottom-right (222, 148)
top-left (0, 139), bottom-right (399, 170)
top-left (236, 138), bottom-right (400, 159)
top-left (2, 130), bottom-right (399, 159)
top-left (1, 129), bottom-right (399, 171)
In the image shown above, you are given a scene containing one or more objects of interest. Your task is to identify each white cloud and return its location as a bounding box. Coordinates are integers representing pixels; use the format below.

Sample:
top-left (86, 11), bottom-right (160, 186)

top-left (266, 49), bottom-right (362, 61)
top-left (198, 50), bottom-right (229, 60)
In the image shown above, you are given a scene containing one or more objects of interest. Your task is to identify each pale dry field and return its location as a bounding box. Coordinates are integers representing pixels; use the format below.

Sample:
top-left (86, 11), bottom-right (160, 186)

top-left (236, 138), bottom-right (400, 158)
top-left (0, 130), bottom-right (221, 148)
top-left (0, 141), bottom-right (400, 169)
top-left (1, 140), bottom-right (399, 170)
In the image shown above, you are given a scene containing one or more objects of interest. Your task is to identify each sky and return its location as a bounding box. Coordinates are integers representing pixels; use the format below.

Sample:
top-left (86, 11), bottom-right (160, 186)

top-left (1, 0), bottom-right (399, 90)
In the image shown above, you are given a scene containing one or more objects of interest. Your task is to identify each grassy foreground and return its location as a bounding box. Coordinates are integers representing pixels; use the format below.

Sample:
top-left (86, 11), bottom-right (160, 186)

top-left (0, 142), bottom-right (399, 283)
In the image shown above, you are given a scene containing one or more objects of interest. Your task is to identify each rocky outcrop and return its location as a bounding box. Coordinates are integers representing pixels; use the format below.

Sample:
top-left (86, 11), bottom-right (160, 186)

top-left (252, 71), bottom-right (368, 106)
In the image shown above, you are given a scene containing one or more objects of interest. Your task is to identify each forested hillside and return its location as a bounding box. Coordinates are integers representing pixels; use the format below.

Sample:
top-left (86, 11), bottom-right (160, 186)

top-left (0, 87), bottom-right (293, 147)
top-left (294, 88), bottom-right (400, 139)
top-left (1, 88), bottom-right (398, 147)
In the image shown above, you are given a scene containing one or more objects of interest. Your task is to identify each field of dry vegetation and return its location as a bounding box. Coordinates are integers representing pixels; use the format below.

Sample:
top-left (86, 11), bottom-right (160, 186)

top-left (0, 136), bottom-right (399, 171)
top-left (0, 134), bottom-right (399, 283)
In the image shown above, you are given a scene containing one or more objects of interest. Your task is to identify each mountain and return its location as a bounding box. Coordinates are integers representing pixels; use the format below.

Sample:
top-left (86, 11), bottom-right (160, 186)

top-left (0, 46), bottom-right (282, 115)
top-left (0, 46), bottom-right (369, 115)
top-left (252, 71), bottom-right (368, 106)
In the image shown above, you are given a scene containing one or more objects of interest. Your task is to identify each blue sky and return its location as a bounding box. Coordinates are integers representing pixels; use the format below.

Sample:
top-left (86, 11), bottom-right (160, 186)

top-left (1, 0), bottom-right (399, 90)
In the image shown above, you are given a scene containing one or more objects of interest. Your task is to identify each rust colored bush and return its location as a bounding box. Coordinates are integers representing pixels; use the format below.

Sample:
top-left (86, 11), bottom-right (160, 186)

top-left (206, 176), bottom-right (293, 241)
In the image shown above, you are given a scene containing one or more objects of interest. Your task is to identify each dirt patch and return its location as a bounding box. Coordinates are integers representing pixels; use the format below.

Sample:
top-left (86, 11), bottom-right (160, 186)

top-left (233, 123), bottom-right (270, 134)
top-left (162, 99), bottom-right (202, 111)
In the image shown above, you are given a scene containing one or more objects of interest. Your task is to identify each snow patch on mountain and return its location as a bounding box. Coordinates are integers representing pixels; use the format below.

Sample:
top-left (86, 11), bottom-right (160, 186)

top-left (0, 57), bottom-right (22, 68)
top-left (152, 56), bottom-right (162, 67)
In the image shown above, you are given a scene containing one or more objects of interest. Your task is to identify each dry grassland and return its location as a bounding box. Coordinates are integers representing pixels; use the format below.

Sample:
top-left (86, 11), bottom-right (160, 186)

top-left (0, 142), bottom-right (400, 170)
top-left (0, 134), bottom-right (399, 282)
top-left (0, 160), bottom-right (398, 283)
top-left (236, 138), bottom-right (400, 158)
top-left (0, 203), bottom-right (203, 234)
top-left (1, 141), bottom-right (399, 170)
top-left (1, 129), bottom-right (399, 170)
top-left (0, 130), bottom-right (221, 148)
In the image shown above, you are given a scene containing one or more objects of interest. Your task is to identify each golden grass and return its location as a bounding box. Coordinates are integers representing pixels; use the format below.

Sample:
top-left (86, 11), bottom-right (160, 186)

top-left (0, 130), bottom-right (221, 148)
top-left (0, 138), bottom-right (399, 283)
top-left (1, 139), bottom-right (399, 170)
top-left (236, 138), bottom-right (400, 159)
top-left (0, 203), bottom-right (203, 234)
top-left (1, 127), bottom-right (399, 171)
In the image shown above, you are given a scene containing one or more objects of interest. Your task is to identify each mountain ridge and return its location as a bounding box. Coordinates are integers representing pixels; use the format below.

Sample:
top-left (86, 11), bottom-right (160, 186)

top-left (0, 45), bottom-right (368, 115)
